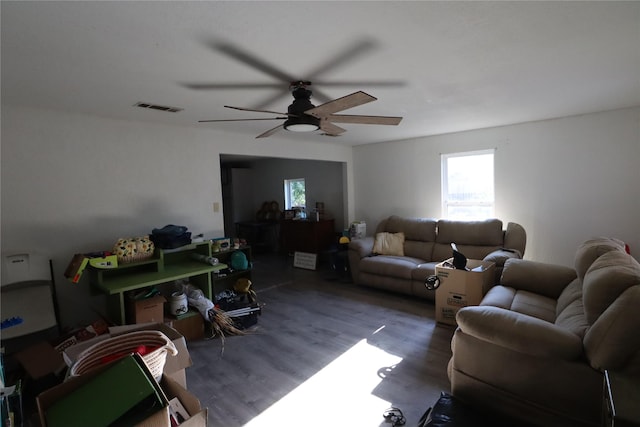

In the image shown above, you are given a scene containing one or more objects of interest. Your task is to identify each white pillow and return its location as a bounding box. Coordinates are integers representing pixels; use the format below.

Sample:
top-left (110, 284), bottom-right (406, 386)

top-left (373, 232), bottom-right (405, 256)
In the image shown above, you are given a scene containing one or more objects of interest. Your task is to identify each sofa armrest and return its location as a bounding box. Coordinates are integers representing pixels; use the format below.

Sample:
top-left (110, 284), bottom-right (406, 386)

top-left (499, 258), bottom-right (578, 299)
top-left (348, 236), bottom-right (375, 259)
top-left (483, 248), bottom-right (522, 268)
top-left (456, 306), bottom-right (583, 360)
top-left (504, 222), bottom-right (526, 256)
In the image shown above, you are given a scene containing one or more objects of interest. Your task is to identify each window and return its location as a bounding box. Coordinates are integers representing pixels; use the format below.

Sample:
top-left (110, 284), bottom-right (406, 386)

top-left (284, 178), bottom-right (306, 210)
top-left (442, 149), bottom-right (495, 220)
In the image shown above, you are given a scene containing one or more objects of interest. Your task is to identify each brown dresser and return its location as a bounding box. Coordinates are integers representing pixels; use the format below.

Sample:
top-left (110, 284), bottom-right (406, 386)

top-left (280, 219), bottom-right (335, 254)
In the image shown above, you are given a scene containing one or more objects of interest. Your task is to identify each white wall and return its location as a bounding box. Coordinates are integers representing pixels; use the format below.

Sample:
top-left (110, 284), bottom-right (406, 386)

top-left (353, 107), bottom-right (640, 266)
top-left (0, 105), bottom-right (354, 328)
top-left (3, 105), bottom-right (638, 328)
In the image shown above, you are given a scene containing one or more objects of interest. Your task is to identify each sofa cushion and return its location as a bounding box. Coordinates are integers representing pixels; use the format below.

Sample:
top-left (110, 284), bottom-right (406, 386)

top-left (511, 291), bottom-right (557, 323)
top-left (405, 241), bottom-right (435, 260)
top-left (456, 306), bottom-right (583, 360)
top-left (555, 279), bottom-right (582, 315)
top-left (384, 216), bottom-right (437, 241)
top-left (436, 219), bottom-right (504, 246)
top-left (432, 243), bottom-right (503, 264)
top-left (480, 286), bottom-right (556, 322)
top-left (583, 250), bottom-right (640, 324)
top-left (373, 232), bottom-right (405, 256)
top-left (500, 258), bottom-right (577, 300)
top-left (432, 220), bottom-right (505, 262)
top-left (554, 279), bottom-right (589, 338)
top-left (359, 255), bottom-right (425, 280)
top-left (555, 298), bottom-right (589, 338)
top-left (574, 237), bottom-right (626, 281)
top-left (411, 262), bottom-right (441, 282)
top-left (584, 286), bottom-right (640, 371)
top-left (480, 286), bottom-right (516, 310)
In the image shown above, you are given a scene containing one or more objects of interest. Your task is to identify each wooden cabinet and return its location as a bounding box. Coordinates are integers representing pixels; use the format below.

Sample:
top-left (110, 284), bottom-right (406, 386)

top-left (89, 242), bottom-right (251, 325)
top-left (280, 219), bottom-right (335, 254)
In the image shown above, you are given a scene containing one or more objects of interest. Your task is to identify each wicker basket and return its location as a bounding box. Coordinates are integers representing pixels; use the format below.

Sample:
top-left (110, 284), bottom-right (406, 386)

top-left (70, 330), bottom-right (177, 380)
top-left (113, 236), bottom-right (155, 264)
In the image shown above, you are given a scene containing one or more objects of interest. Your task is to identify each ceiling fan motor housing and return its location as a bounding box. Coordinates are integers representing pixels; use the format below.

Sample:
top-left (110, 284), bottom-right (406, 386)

top-left (285, 87), bottom-right (320, 131)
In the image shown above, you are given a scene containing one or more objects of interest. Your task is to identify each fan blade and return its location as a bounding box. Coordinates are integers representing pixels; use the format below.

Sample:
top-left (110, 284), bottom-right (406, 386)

top-left (214, 42), bottom-right (297, 84)
top-left (305, 91), bottom-right (376, 117)
top-left (182, 83), bottom-right (284, 90)
top-left (181, 80), bottom-right (404, 99)
top-left (319, 120), bottom-right (347, 136)
top-left (199, 117), bottom-right (288, 123)
top-left (225, 105), bottom-right (291, 116)
top-left (305, 39), bottom-right (377, 80)
top-left (311, 80), bottom-right (406, 88)
top-left (256, 124), bottom-right (284, 139)
top-left (326, 114), bottom-right (402, 126)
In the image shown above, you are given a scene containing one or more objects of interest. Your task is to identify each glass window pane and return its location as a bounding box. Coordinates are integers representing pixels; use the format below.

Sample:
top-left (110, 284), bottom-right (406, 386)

top-left (284, 178), bottom-right (305, 210)
top-left (442, 150), bottom-right (494, 220)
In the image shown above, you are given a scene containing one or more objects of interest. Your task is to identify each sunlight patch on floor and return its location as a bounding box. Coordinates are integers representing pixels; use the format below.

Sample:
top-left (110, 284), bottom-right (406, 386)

top-left (243, 338), bottom-right (403, 427)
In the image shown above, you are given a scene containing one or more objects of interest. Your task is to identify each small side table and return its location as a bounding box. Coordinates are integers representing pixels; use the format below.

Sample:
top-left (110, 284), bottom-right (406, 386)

top-left (603, 370), bottom-right (640, 427)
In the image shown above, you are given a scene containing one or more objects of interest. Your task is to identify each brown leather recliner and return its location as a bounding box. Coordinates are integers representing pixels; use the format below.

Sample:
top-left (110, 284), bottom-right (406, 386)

top-left (448, 237), bottom-right (640, 427)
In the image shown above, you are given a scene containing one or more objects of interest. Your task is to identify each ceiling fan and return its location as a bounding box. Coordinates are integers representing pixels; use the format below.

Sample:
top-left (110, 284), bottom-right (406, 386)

top-left (185, 40), bottom-right (404, 138)
top-left (198, 81), bottom-right (402, 138)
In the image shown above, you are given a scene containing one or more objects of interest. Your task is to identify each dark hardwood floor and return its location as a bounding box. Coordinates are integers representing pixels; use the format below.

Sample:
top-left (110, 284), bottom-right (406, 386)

top-left (187, 251), bottom-right (455, 426)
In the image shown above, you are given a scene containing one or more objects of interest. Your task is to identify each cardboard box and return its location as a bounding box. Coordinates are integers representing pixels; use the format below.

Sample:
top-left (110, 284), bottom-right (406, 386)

top-left (15, 341), bottom-right (67, 379)
top-left (435, 259), bottom-right (495, 326)
top-left (165, 311), bottom-right (205, 342)
top-left (15, 318), bottom-right (111, 379)
top-left (127, 294), bottom-right (166, 324)
top-left (161, 375), bottom-right (208, 427)
top-left (37, 354), bottom-right (170, 427)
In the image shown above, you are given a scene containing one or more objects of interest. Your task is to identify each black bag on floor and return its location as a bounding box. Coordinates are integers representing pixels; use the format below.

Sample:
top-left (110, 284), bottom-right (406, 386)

top-left (418, 392), bottom-right (517, 427)
top-left (215, 290), bottom-right (260, 330)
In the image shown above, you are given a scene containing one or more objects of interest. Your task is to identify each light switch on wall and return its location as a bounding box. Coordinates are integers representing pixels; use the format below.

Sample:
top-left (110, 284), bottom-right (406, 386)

top-left (213, 202), bottom-right (220, 213)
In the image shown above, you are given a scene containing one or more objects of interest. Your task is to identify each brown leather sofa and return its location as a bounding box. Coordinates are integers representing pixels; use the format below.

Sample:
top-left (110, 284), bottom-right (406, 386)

top-left (448, 237), bottom-right (640, 427)
top-left (347, 216), bottom-right (527, 300)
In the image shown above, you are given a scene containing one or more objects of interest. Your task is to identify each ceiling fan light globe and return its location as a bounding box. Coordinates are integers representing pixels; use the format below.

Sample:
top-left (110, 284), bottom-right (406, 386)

top-left (284, 114), bottom-right (321, 132)
top-left (285, 123), bottom-right (320, 132)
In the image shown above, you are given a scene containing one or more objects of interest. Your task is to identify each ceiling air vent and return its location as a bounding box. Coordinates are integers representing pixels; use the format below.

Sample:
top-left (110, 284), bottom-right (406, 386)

top-left (135, 102), bottom-right (183, 113)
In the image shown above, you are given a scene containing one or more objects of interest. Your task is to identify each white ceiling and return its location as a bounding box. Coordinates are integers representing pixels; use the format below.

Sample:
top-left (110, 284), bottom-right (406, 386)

top-left (2, 1), bottom-right (639, 146)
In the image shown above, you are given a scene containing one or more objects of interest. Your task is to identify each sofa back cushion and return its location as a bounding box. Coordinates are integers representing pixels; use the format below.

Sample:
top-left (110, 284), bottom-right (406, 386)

top-left (555, 279), bottom-right (589, 338)
top-left (432, 219), bottom-right (504, 261)
top-left (582, 250), bottom-right (640, 324)
top-left (501, 258), bottom-right (578, 299)
top-left (384, 215), bottom-right (437, 240)
top-left (574, 237), bottom-right (626, 281)
top-left (584, 286), bottom-right (640, 371)
top-left (380, 216), bottom-right (436, 260)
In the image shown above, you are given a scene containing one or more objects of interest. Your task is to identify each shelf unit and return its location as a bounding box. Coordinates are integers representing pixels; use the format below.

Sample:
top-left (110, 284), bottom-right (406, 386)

top-left (89, 242), bottom-right (252, 325)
